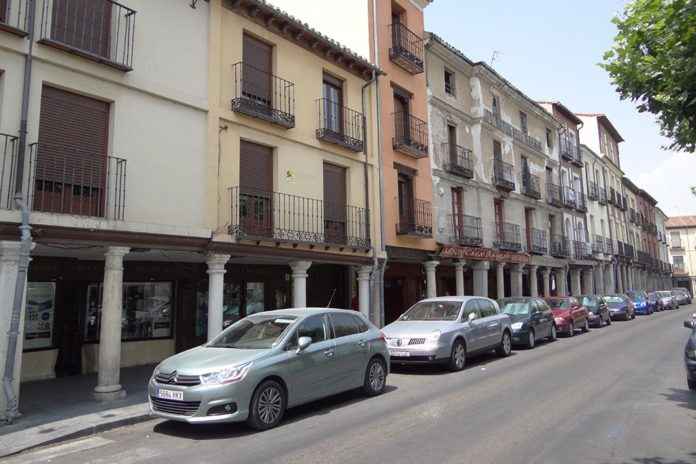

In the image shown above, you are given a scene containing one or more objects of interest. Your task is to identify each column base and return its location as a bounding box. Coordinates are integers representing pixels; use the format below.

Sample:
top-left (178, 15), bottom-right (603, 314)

top-left (94, 385), bottom-right (127, 402)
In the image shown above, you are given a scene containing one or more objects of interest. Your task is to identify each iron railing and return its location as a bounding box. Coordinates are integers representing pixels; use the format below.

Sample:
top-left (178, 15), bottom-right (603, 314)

top-left (0, 133), bottom-right (21, 210)
top-left (229, 186), bottom-right (370, 249)
top-left (629, 208), bottom-right (637, 223)
top-left (559, 131), bottom-right (581, 165)
top-left (598, 186), bottom-right (607, 205)
top-left (625, 243), bottom-right (634, 259)
top-left (587, 181), bottom-right (598, 201)
top-left (316, 98), bottom-right (364, 152)
top-left (604, 237), bottom-right (614, 255)
top-left (493, 159), bottom-right (515, 191)
top-left (562, 186), bottom-right (577, 209)
top-left (592, 235), bottom-right (604, 254)
top-left (393, 112), bottom-right (428, 158)
top-left (493, 222), bottom-right (522, 251)
top-left (546, 182), bottom-right (562, 207)
top-left (609, 187), bottom-right (617, 206)
top-left (550, 234), bottom-right (571, 258)
top-left (231, 61), bottom-right (295, 129)
top-left (576, 194), bottom-right (587, 212)
top-left (521, 171), bottom-right (541, 199)
top-left (483, 110), bottom-right (542, 152)
top-left (573, 240), bottom-right (592, 260)
top-left (673, 265), bottom-right (686, 275)
top-left (513, 126), bottom-right (543, 152)
top-left (38, 0), bottom-right (136, 71)
top-left (389, 22), bottom-right (424, 74)
top-left (441, 143), bottom-right (473, 178)
top-left (0, 0), bottom-right (29, 34)
top-left (620, 195), bottom-right (628, 211)
top-left (448, 214), bottom-right (482, 247)
top-left (28, 143), bottom-right (127, 220)
top-left (530, 228), bottom-right (547, 255)
top-left (396, 197), bottom-right (432, 237)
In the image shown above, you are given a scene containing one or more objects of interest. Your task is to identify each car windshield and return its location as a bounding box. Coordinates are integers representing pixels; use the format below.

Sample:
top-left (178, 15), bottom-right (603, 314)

top-left (627, 292), bottom-right (645, 302)
top-left (546, 298), bottom-right (571, 308)
top-left (499, 299), bottom-right (531, 315)
top-left (399, 301), bottom-right (461, 321)
top-left (604, 296), bottom-right (624, 304)
top-left (580, 296), bottom-right (598, 308)
top-left (658, 291), bottom-right (671, 298)
top-left (208, 315), bottom-right (297, 349)
top-left (647, 293), bottom-right (657, 302)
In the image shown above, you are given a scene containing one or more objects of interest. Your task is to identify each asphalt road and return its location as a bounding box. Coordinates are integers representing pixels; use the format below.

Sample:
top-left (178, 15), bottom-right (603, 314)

top-left (7, 306), bottom-right (696, 464)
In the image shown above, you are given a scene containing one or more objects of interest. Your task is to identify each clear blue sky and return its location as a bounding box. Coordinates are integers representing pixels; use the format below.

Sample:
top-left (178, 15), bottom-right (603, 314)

top-left (425, 0), bottom-right (696, 217)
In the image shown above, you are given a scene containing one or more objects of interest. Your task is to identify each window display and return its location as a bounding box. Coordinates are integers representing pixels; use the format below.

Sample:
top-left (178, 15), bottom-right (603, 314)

top-left (24, 282), bottom-right (56, 350)
top-left (195, 283), bottom-right (242, 337)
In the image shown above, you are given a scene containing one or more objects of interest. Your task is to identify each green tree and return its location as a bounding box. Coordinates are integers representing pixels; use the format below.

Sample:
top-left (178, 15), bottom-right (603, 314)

top-left (602, 0), bottom-right (696, 153)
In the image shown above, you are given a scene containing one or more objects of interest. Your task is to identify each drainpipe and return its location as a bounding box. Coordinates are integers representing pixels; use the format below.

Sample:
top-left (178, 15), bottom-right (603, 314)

top-left (3, 0), bottom-right (36, 424)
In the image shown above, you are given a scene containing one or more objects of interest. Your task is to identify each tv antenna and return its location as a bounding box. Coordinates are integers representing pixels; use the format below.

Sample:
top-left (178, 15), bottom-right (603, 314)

top-left (491, 50), bottom-right (502, 66)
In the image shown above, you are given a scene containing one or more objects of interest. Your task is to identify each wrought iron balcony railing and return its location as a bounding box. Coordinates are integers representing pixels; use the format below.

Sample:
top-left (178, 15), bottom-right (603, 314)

top-left (609, 187), bottom-right (617, 206)
top-left (629, 208), bottom-right (637, 223)
top-left (0, 133), bottom-right (20, 210)
top-left (576, 194), bottom-right (587, 212)
top-left (604, 237), bottom-right (614, 255)
top-left (441, 143), bottom-right (473, 179)
top-left (483, 110), bottom-right (542, 152)
top-left (598, 186), bottom-right (607, 205)
top-left (448, 213), bottom-right (482, 247)
top-left (530, 228), bottom-right (548, 255)
top-left (396, 197), bottom-right (432, 237)
top-left (587, 181), bottom-right (598, 201)
top-left (625, 243), bottom-right (634, 259)
top-left (28, 142), bottom-right (127, 220)
top-left (521, 171), bottom-right (541, 199)
top-left (617, 240), bottom-right (625, 256)
top-left (38, 0), bottom-right (136, 71)
top-left (493, 159), bottom-right (515, 191)
top-left (592, 235), bottom-right (605, 254)
top-left (229, 186), bottom-right (370, 249)
top-left (559, 132), bottom-right (582, 165)
top-left (673, 265), bottom-right (686, 275)
top-left (393, 112), bottom-right (428, 158)
top-left (620, 195), bottom-right (628, 211)
top-left (389, 22), bottom-right (424, 74)
top-left (550, 234), bottom-right (571, 258)
top-left (316, 98), bottom-right (364, 152)
top-left (562, 186), bottom-right (577, 209)
top-left (493, 222), bottom-right (522, 252)
top-left (0, 0), bottom-right (29, 35)
top-left (232, 62), bottom-right (295, 129)
top-left (546, 182), bottom-right (562, 207)
top-left (573, 240), bottom-right (592, 260)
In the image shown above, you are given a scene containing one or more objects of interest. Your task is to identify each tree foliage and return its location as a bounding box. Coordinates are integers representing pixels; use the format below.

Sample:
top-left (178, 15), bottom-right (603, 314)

top-left (602, 0), bottom-right (696, 153)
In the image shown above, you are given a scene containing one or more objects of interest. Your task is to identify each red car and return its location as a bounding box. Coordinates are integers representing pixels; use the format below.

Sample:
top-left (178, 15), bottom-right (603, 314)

top-left (544, 296), bottom-right (590, 336)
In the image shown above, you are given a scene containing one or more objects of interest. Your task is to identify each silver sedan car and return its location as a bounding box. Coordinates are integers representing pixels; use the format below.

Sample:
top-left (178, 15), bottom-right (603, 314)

top-left (149, 308), bottom-right (389, 430)
top-left (382, 297), bottom-right (513, 371)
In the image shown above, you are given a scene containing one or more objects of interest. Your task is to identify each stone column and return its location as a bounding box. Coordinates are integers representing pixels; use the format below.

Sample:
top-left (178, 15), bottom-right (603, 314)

top-left (555, 268), bottom-right (568, 296)
top-left (472, 261), bottom-right (490, 297)
top-left (357, 266), bottom-right (372, 319)
top-left (290, 261), bottom-right (312, 308)
top-left (621, 265), bottom-right (628, 292)
top-left (616, 264), bottom-right (624, 293)
top-left (542, 267), bottom-right (551, 297)
top-left (510, 263), bottom-right (523, 297)
top-left (94, 246), bottom-right (130, 401)
top-left (582, 268), bottom-right (594, 295)
top-left (604, 263), bottom-right (614, 294)
top-left (570, 268), bottom-right (582, 296)
top-left (423, 261), bottom-right (439, 299)
top-left (496, 262), bottom-right (506, 298)
top-left (529, 265), bottom-right (539, 297)
top-left (594, 265), bottom-right (605, 295)
top-left (454, 260), bottom-right (466, 296)
top-left (206, 253), bottom-right (231, 342)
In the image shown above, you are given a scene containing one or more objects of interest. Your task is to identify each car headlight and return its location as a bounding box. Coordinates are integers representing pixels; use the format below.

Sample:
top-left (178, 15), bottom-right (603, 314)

top-left (200, 362), bottom-right (253, 385)
top-left (687, 349), bottom-right (696, 361)
top-left (554, 317), bottom-right (565, 324)
top-left (510, 322), bottom-right (523, 330)
top-left (588, 311), bottom-right (594, 317)
top-left (426, 330), bottom-right (442, 343)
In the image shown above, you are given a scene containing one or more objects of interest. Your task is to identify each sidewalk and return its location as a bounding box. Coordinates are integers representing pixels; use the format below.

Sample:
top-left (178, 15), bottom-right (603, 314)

top-left (0, 364), bottom-right (155, 458)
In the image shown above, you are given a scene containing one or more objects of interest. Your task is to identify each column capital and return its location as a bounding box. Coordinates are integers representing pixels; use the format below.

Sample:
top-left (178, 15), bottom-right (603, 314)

top-left (528, 264), bottom-right (539, 271)
top-left (105, 247), bottom-right (130, 272)
top-left (105, 246), bottom-right (131, 258)
top-left (542, 266), bottom-right (552, 275)
top-left (453, 260), bottom-right (466, 270)
top-left (206, 253), bottom-right (230, 274)
top-left (472, 260), bottom-right (490, 271)
top-left (509, 263), bottom-right (524, 272)
top-left (496, 261), bottom-right (506, 270)
top-left (423, 260), bottom-right (439, 271)
top-left (357, 265), bottom-right (372, 281)
top-left (289, 260), bottom-right (312, 276)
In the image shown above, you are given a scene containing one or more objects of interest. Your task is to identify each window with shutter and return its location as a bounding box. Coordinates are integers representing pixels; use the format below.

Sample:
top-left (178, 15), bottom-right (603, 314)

top-left (242, 33), bottom-right (273, 107)
top-left (51, 0), bottom-right (112, 59)
top-left (0, 0), bottom-right (8, 23)
top-left (239, 140), bottom-right (274, 238)
top-left (323, 163), bottom-right (347, 244)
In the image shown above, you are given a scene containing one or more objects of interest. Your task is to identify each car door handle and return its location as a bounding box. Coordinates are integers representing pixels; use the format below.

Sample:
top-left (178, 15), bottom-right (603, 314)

top-left (324, 349), bottom-right (335, 358)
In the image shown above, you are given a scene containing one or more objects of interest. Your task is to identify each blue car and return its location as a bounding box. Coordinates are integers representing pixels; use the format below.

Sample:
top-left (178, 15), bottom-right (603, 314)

top-left (626, 290), bottom-right (653, 315)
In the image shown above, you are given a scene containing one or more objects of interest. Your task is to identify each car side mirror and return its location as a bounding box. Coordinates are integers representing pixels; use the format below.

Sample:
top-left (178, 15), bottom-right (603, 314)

top-left (684, 320), bottom-right (696, 330)
top-left (296, 336), bottom-right (312, 353)
top-left (468, 312), bottom-right (478, 322)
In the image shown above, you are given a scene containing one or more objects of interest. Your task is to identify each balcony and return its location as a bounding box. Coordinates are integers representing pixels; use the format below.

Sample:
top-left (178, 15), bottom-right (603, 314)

top-left (575, 194), bottom-right (587, 212)
top-left (530, 228), bottom-right (548, 255)
top-left (28, 142), bottom-right (127, 220)
top-left (546, 183), bottom-right (562, 207)
top-left (671, 240), bottom-right (683, 250)
top-left (592, 235), bottom-right (604, 254)
top-left (396, 198), bottom-right (432, 237)
top-left (38, 0), bottom-right (136, 71)
top-left (441, 143), bottom-right (473, 179)
top-left (316, 98), bottom-right (364, 152)
top-left (392, 112), bottom-right (428, 158)
top-left (573, 241), bottom-right (592, 260)
top-left (625, 243), bottom-right (634, 259)
top-left (619, 195), bottom-right (628, 211)
top-left (493, 159), bottom-right (515, 191)
top-left (550, 234), bottom-right (571, 258)
top-left (587, 181), bottom-right (598, 201)
top-left (448, 214), bottom-right (482, 247)
top-left (673, 265), bottom-right (687, 275)
top-left (0, 0), bottom-right (29, 36)
top-left (609, 188), bottom-right (617, 206)
top-left (598, 186), bottom-right (607, 205)
top-left (629, 209), bottom-right (637, 224)
top-left (493, 222), bottom-right (522, 252)
top-left (562, 186), bottom-right (577, 209)
top-left (521, 172), bottom-right (541, 200)
top-left (389, 22), bottom-right (424, 74)
top-left (559, 132), bottom-right (582, 166)
top-left (232, 62), bottom-right (295, 129)
top-left (604, 238), bottom-right (614, 255)
top-left (229, 186), bottom-right (370, 249)
top-left (483, 110), bottom-right (543, 153)
top-left (0, 133), bottom-right (20, 210)
top-left (617, 240), bottom-right (625, 256)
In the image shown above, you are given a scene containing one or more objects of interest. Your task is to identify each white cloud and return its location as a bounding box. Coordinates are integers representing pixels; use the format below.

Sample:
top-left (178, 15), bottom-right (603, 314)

top-left (634, 152), bottom-right (696, 217)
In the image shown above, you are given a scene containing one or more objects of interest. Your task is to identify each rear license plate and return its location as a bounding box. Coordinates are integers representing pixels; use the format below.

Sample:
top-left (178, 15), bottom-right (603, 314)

top-left (157, 389), bottom-right (183, 401)
top-left (389, 350), bottom-right (410, 357)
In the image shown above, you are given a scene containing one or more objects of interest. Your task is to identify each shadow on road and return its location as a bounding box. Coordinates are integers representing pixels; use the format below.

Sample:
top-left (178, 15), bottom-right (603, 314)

top-left (152, 385), bottom-right (397, 440)
top-left (661, 387), bottom-right (696, 412)
top-left (602, 452), bottom-right (696, 464)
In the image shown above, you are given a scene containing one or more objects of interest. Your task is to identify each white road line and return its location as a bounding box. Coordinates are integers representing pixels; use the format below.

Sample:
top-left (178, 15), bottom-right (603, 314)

top-left (8, 437), bottom-right (113, 463)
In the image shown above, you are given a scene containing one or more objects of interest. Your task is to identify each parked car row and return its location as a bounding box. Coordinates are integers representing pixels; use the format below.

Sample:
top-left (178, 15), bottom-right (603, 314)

top-left (147, 289), bottom-right (691, 430)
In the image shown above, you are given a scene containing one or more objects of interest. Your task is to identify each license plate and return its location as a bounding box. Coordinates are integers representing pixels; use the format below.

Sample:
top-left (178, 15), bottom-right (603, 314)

top-left (390, 350), bottom-right (410, 357)
top-left (157, 389), bottom-right (183, 401)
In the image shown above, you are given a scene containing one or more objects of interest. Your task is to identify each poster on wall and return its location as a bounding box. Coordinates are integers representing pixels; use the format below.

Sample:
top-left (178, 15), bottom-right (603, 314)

top-left (24, 282), bottom-right (56, 350)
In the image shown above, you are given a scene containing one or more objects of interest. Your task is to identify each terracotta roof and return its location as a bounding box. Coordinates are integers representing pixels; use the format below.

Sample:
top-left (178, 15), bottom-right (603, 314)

top-left (666, 216), bottom-right (696, 228)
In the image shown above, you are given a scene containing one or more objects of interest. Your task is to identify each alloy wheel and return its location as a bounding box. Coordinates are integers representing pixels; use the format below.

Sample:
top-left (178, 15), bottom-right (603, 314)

top-left (257, 385), bottom-right (283, 425)
top-left (368, 360), bottom-right (385, 392)
top-left (550, 324), bottom-right (557, 341)
top-left (454, 343), bottom-right (466, 369)
top-left (528, 331), bottom-right (535, 349)
top-left (502, 332), bottom-right (512, 355)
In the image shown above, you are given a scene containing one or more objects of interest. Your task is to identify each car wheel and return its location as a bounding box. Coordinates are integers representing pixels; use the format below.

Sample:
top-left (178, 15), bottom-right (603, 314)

top-left (548, 324), bottom-right (557, 342)
top-left (363, 357), bottom-right (387, 396)
top-left (582, 318), bottom-right (590, 333)
top-left (688, 379), bottom-right (696, 391)
top-left (526, 330), bottom-right (536, 349)
top-left (495, 331), bottom-right (512, 357)
top-left (568, 322), bottom-right (575, 337)
top-left (448, 339), bottom-right (466, 372)
top-left (247, 379), bottom-right (286, 431)
top-left (606, 315), bottom-right (612, 326)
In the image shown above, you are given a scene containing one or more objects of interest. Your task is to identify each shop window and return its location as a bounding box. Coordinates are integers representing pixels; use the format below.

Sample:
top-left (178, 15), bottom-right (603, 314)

top-left (85, 282), bottom-right (173, 341)
top-left (195, 282), bottom-right (242, 337)
top-left (24, 282), bottom-right (56, 350)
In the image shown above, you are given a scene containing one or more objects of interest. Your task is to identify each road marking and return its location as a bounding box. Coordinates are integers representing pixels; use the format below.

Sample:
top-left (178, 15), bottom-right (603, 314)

top-left (11, 437), bottom-right (113, 463)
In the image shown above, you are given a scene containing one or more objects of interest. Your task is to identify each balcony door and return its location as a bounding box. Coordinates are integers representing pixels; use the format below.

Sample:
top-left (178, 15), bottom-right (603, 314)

top-left (451, 187), bottom-right (463, 240)
top-left (494, 198), bottom-right (504, 239)
top-left (397, 173), bottom-right (414, 230)
top-left (525, 208), bottom-right (534, 251)
top-left (323, 163), bottom-right (347, 244)
top-left (242, 33), bottom-right (273, 107)
top-left (393, 90), bottom-right (410, 144)
top-left (0, 0), bottom-right (7, 23)
top-left (447, 124), bottom-right (457, 165)
top-left (322, 74), bottom-right (343, 135)
top-left (51, 0), bottom-right (111, 58)
top-left (239, 140), bottom-right (273, 237)
top-left (35, 86), bottom-right (109, 217)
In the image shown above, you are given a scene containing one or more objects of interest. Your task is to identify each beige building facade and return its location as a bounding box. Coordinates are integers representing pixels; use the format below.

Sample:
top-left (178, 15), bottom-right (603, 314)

top-left (667, 216), bottom-right (696, 295)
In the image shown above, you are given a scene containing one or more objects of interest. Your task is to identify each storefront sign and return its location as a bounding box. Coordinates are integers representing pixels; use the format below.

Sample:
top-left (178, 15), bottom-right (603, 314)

top-left (439, 246), bottom-right (530, 264)
top-left (24, 282), bottom-right (56, 350)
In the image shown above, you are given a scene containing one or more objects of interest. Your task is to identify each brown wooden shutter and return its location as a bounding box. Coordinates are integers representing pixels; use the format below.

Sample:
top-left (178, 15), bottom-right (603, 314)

top-left (239, 141), bottom-right (274, 237)
top-left (323, 163), bottom-right (347, 243)
top-left (51, 0), bottom-right (111, 58)
top-left (239, 140), bottom-right (273, 192)
top-left (242, 34), bottom-right (272, 105)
